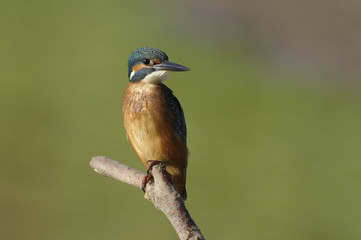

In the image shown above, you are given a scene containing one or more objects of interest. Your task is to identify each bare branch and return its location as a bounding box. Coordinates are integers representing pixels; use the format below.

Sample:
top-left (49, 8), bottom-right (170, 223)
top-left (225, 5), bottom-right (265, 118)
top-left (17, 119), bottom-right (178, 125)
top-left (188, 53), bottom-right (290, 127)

top-left (90, 156), bottom-right (205, 240)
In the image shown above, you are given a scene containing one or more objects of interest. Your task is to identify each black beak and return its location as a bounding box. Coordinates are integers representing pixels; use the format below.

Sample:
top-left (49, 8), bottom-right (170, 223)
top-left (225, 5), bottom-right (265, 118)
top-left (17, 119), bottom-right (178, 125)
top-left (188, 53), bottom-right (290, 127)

top-left (154, 61), bottom-right (190, 72)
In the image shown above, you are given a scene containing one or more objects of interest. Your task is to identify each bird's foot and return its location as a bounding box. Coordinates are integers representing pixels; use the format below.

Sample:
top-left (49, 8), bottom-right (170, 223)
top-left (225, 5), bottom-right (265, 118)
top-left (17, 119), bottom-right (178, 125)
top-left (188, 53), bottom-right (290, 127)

top-left (141, 160), bottom-right (163, 192)
top-left (146, 160), bottom-right (163, 173)
top-left (141, 174), bottom-right (153, 192)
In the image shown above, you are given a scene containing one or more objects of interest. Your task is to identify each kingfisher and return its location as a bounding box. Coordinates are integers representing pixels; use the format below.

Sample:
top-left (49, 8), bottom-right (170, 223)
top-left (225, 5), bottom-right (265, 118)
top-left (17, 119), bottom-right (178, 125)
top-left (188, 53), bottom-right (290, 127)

top-left (122, 47), bottom-right (190, 200)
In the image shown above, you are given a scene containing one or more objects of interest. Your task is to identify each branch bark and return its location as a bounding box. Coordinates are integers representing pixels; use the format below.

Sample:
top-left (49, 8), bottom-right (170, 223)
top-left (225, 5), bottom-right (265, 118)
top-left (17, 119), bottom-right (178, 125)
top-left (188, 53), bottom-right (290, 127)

top-left (90, 156), bottom-right (205, 240)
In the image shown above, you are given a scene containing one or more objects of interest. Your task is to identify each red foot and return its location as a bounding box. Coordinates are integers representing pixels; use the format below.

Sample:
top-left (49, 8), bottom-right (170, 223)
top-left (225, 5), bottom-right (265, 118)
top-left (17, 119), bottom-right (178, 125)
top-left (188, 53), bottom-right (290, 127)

top-left (141, 160), bottom-right (163, 192)
top-left (146, 160), bottom-right (163, 173)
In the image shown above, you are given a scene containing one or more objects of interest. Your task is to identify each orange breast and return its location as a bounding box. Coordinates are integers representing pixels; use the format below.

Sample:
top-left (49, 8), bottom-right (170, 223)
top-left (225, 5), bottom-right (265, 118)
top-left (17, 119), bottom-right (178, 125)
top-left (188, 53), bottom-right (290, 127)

top-left (122, 81), bottom-right (188, 199)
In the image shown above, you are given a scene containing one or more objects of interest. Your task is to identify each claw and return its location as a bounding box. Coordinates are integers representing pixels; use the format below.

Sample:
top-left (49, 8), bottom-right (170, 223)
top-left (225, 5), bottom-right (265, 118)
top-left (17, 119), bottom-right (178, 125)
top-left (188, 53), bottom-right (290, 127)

top-left (141, 174), bottom-right (153, 192)
top-left (141, 160), bottom-right (164, 192)
top-left (146, 160), bottom-right (163, 172)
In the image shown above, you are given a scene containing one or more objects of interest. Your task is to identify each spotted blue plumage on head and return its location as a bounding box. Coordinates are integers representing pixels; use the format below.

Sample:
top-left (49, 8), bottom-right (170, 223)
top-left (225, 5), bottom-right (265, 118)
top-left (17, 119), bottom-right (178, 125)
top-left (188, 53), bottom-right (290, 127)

top-left (128, 47), bottom-right (169, 78)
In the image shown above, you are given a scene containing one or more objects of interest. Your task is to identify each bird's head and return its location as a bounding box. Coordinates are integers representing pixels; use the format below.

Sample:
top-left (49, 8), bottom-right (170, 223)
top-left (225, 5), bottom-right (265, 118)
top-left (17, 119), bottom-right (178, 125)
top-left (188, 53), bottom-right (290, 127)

top-left (128, 47), bottom-right (190, 84)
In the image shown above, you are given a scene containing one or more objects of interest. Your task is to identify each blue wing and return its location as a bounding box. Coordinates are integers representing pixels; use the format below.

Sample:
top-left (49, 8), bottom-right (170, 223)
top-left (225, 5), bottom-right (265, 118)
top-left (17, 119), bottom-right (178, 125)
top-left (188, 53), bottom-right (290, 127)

top-left (161, 84), bottom-right (187, 145)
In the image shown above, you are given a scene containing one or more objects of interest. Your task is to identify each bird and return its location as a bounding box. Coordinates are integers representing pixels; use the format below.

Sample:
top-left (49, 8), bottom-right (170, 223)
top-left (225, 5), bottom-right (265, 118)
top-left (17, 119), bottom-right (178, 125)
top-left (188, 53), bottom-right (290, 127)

top-left (122, 47), bottom-right (190, 200)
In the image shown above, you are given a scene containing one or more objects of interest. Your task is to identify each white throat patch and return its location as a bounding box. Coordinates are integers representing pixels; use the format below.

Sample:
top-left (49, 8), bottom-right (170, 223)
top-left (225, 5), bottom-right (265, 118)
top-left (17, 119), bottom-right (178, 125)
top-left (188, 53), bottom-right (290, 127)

top-left (142, 70), bottom-right (169, 84)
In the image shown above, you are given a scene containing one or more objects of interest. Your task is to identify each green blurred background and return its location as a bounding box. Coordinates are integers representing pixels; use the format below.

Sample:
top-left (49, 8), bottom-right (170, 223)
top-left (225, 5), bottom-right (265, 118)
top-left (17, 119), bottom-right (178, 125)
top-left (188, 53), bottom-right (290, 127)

top-left (1, 0), bottom-right (361, 239)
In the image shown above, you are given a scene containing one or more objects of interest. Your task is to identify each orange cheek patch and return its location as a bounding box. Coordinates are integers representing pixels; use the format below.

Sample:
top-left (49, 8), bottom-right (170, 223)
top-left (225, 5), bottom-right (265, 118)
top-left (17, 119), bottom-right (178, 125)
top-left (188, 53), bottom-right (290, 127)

top-left (132, 60), bottom-right (160, 73)
top-left (132, 64), bottom-right (147, 72)
top-left (152, 59), bottom-right (161, 65)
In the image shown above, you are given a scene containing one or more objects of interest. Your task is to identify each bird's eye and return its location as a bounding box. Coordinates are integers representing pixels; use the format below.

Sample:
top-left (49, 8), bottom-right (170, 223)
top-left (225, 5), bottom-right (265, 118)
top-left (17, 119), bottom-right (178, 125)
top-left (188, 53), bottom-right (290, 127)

top-left (143, 58), bottom-right (151, 65)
